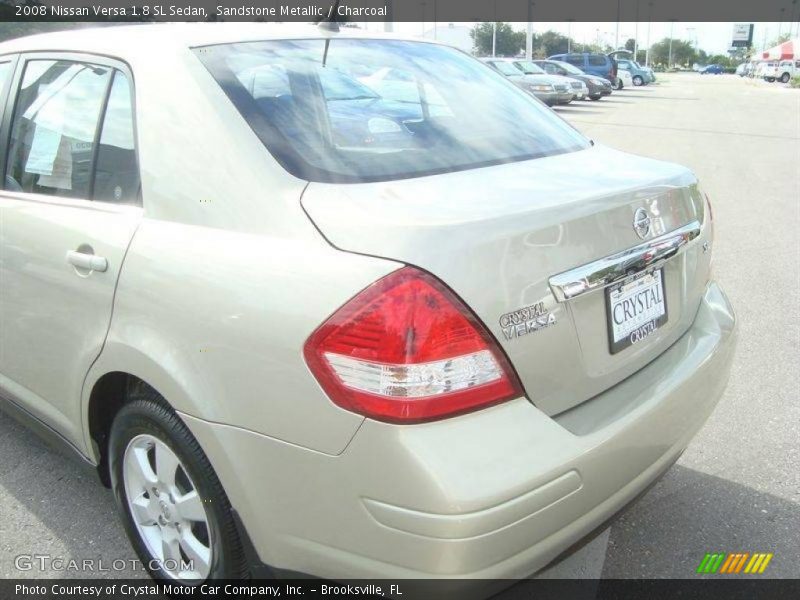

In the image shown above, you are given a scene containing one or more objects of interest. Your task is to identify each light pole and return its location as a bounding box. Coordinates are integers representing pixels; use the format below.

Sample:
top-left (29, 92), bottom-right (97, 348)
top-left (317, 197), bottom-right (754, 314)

top-left (526, 0), bottom-right (534, 61)
top-left (634, 0), bottom-right (640, 61)
top-left (567, 19), bottom-right (573, 53)
top-left (492, 0), bottom-right (497, 57)
top-left (615, 0), bottom-right (621, 49)
top-left (645, 1), bottom-right (653, 66)
top-left (668, 20), bottom-right (674, 68)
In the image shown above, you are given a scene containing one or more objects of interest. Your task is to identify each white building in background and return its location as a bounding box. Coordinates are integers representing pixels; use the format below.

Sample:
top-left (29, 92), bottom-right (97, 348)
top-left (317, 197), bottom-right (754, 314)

top-left (423, 23), bottom-right (474, 53)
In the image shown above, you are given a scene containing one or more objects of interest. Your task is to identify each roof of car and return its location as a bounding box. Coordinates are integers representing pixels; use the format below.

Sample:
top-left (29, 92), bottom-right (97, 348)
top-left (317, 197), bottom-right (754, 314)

top-left (0, 23), bottom-right (426, 57)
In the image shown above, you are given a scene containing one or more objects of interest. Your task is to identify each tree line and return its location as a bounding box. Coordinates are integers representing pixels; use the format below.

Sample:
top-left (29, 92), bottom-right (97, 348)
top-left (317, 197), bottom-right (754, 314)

top-left (470, 22), bottom-right (790, 67)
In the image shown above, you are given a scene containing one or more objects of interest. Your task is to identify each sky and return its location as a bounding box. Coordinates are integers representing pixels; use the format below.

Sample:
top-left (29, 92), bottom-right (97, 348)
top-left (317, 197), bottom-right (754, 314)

top-left (362, 22), bottom-right (799, 54)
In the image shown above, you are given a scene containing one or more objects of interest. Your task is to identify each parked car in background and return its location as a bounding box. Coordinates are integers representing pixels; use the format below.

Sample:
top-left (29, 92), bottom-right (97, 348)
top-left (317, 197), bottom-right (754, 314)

top-left (483, 58), bottom-right (574, 106)
top-left (700, 64), bottom-right (724, 75)
top-left (528, 59), bottom-right (613, 100)
top-left (735, 63), bottom-right (747, 76)
top-left (507, 59), bottom-right (588, 100)
top-left (755, 62), bottom-right (776, 79)
top-left (0, 22), bottom-right (736, 585)
top-left (763, 60), bottom-right (800, 83)
top-left (615, 68), bottom-right (633, 90)
top-left (615, 58), bottom-right (655, 86)
top-left (548, 52), bottom-right (617, 85)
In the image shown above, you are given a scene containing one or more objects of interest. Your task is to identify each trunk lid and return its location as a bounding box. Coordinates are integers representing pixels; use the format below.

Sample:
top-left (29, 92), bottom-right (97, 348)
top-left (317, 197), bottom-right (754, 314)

top-left (301, 145), bottom-right (710, 416)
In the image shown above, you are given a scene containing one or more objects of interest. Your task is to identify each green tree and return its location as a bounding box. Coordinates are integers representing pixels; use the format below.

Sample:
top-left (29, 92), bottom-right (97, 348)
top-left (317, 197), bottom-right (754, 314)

top-left (648, 38), bottom-right (696, 67)
top-left (624, 38), bottom-right (636, 52)
top-left (537, 30), bottom-right (571, 57)
top-left (768, 33), bottom-right (791, 48)
top-left (470, 22), bottom-right (525, 57)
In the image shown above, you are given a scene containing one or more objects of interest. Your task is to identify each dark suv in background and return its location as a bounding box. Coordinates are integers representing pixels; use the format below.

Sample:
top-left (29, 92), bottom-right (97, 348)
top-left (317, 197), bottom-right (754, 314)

top-left (548, 53), bottom-right (617, 86)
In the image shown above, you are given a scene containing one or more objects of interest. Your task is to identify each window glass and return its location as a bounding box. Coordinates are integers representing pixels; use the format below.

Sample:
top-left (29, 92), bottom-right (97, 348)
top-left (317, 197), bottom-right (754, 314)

top-left (588, 55), bottom-right (607, 66)
top-left (487, 60), bottom-right (521, 77)
top-left (197, 40), bottom-right (588, 183)
top-left (513, 60), bottom-right (546, 75)
top-left (554, 61), bottom-right (585, 75)
top-left (93, 71), bottom-right (139, 204)
top-left (5, 60), bottom-right (110, 197)
top-left (565, 55), bottom-right (584, 66)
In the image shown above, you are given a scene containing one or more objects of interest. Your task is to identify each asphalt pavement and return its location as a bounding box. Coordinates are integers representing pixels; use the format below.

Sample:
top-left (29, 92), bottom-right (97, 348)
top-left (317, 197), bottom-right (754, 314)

top-left (553, 73), bottom-right (799, 578)
top-left (0, 72), bottom-right (798, 581)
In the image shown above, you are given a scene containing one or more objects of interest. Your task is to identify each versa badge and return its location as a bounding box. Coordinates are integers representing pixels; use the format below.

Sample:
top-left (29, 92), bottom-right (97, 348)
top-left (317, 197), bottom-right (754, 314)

top-left (499, 302), bottom-right (556, 341)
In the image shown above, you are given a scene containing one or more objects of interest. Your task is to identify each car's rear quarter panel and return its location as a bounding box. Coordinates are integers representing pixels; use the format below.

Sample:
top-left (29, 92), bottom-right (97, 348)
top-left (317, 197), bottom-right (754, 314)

top-left (82, 44), bottom-right (402, 455)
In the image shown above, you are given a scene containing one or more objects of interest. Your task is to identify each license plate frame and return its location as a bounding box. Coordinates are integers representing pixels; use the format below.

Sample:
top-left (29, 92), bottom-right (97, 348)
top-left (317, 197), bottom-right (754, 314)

top-left (605, 268), bottom-right (668, 354)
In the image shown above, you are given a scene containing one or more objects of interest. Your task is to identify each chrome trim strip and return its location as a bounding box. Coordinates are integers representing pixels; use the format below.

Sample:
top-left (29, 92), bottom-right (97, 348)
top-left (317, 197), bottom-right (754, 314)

top-left (549, 220), bottom-right (702, 302)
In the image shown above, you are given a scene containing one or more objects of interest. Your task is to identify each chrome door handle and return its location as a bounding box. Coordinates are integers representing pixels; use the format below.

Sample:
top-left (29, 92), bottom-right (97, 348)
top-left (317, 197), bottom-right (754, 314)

top-left (66, 250), bottom-right (108, 273)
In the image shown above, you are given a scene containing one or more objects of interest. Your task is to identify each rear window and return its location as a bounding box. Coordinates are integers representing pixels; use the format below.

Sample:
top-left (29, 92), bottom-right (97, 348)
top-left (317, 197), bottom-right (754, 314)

top-left (588, 55), bottom-right (607, 66)
top-left (196, 39), bottom-right (588, 183)
top-left (564, 55), bottom-right (584, 66)
top-left (487, 60), bottom-right (521, 76)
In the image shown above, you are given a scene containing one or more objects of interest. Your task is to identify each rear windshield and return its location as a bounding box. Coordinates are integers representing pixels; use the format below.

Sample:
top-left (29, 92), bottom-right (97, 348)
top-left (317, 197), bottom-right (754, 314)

top-left (196, 39), bottom-right (588, 183)
top-left (553, 61), bottom-right (585, 75)
top-left (514, 60), bottom-right (546, 75)
top-left (487, 60), bottom-right (522, 76)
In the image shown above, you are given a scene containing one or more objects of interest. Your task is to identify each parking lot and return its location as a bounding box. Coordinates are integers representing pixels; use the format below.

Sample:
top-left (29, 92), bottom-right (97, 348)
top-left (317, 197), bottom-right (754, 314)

top-left (1, 73), bottom-right (798, 580)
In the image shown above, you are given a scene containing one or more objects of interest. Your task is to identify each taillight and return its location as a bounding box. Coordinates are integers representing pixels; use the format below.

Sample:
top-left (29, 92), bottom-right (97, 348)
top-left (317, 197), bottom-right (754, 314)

top-left (303, 267), bottom-right (523, 423)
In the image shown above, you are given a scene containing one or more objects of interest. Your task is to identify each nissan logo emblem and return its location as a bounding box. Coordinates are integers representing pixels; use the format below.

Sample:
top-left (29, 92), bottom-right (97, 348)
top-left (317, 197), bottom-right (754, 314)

top-left (633, 208), bottom-right (652, 239)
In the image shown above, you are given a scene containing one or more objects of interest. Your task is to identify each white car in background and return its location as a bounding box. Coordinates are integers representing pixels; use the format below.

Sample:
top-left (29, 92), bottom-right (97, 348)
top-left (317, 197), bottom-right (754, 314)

top-left (755, 61), bottom-right (777, 79)
top-left (764, 60), bottom-right (800, 83)
top-left (615, 69), bottom-right (633, 90)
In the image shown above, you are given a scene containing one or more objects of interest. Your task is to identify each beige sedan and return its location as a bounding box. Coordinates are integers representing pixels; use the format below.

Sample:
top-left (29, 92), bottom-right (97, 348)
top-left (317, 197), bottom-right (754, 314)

top-left (0, 23), bottom-right (736, 583)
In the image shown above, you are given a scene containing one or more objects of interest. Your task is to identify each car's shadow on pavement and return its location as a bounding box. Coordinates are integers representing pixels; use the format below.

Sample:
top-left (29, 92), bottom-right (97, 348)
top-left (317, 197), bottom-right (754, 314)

top-left (0, 410), bottom-right (143, 578)
top-left (602, 464), bottom-right (800, 578)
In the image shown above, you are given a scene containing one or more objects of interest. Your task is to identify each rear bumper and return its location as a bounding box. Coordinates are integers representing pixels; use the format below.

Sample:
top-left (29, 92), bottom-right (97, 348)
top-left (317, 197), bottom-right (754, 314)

top-left (531, 90), bottom-right (559, 106)
top-left (555, 92), bottom-right (574, 104)
top-left (183, 281), bottom-right (736, 579)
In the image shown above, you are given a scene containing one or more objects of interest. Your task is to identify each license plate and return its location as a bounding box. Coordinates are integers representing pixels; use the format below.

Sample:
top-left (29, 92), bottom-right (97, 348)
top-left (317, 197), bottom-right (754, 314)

top-left (606, 269), bottom-right (667, 354)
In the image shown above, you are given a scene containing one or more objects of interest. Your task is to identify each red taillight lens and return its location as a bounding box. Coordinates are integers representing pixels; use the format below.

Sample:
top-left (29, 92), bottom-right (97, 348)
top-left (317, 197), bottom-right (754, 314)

top-left (303, 267), bottom-right (523, 423)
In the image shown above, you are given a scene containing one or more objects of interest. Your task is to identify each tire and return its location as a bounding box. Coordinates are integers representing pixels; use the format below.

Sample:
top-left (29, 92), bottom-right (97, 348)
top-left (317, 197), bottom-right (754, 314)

top-left (633, 75), bottom-right (644, 86)
top-left (589, 94), bottom-right (601, 101)
top-left (766, 77), bottom-right (775, 82)
top-left (781, 73), bottom-right (790, 83)
top-left (109, 388), bottom-right (249, 582)
top-left (615, 78), bottom-right (623, 90)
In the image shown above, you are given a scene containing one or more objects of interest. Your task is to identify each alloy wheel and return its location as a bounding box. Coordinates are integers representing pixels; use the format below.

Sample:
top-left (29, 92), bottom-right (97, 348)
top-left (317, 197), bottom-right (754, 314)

top-left (123, 434), bottom-right (213, 580)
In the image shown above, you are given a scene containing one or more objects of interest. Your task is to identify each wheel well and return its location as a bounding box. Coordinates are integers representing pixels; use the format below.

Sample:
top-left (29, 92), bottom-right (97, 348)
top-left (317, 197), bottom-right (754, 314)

top-left (87, 372), bottom-right (153, 487)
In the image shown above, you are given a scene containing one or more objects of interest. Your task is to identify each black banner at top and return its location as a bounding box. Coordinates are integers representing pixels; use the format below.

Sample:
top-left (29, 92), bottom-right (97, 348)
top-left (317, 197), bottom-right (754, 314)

top-left (1, 0), bottom-right (798, 22)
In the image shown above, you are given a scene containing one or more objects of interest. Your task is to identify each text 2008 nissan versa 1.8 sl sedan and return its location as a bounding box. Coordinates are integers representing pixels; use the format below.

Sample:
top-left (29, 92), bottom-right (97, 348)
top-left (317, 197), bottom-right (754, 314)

top-left (0, 24), bottom-right (736, 582)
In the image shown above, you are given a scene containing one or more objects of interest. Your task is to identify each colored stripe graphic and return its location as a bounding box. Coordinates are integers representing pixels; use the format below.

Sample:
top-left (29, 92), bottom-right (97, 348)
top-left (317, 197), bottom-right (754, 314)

top-left (744, 553), bottom-right (774, 574)
top-left (720, 553), bottom-right (749, 573)
top-left (697, 552), bottom-right (773, 574)
top-left (697, 553), bottom-right (726, 573)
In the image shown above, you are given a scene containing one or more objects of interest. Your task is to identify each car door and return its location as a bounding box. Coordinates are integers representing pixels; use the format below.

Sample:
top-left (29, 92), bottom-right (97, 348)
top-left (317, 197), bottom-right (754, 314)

top-left (0, 53), bottom-right (141, 448)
